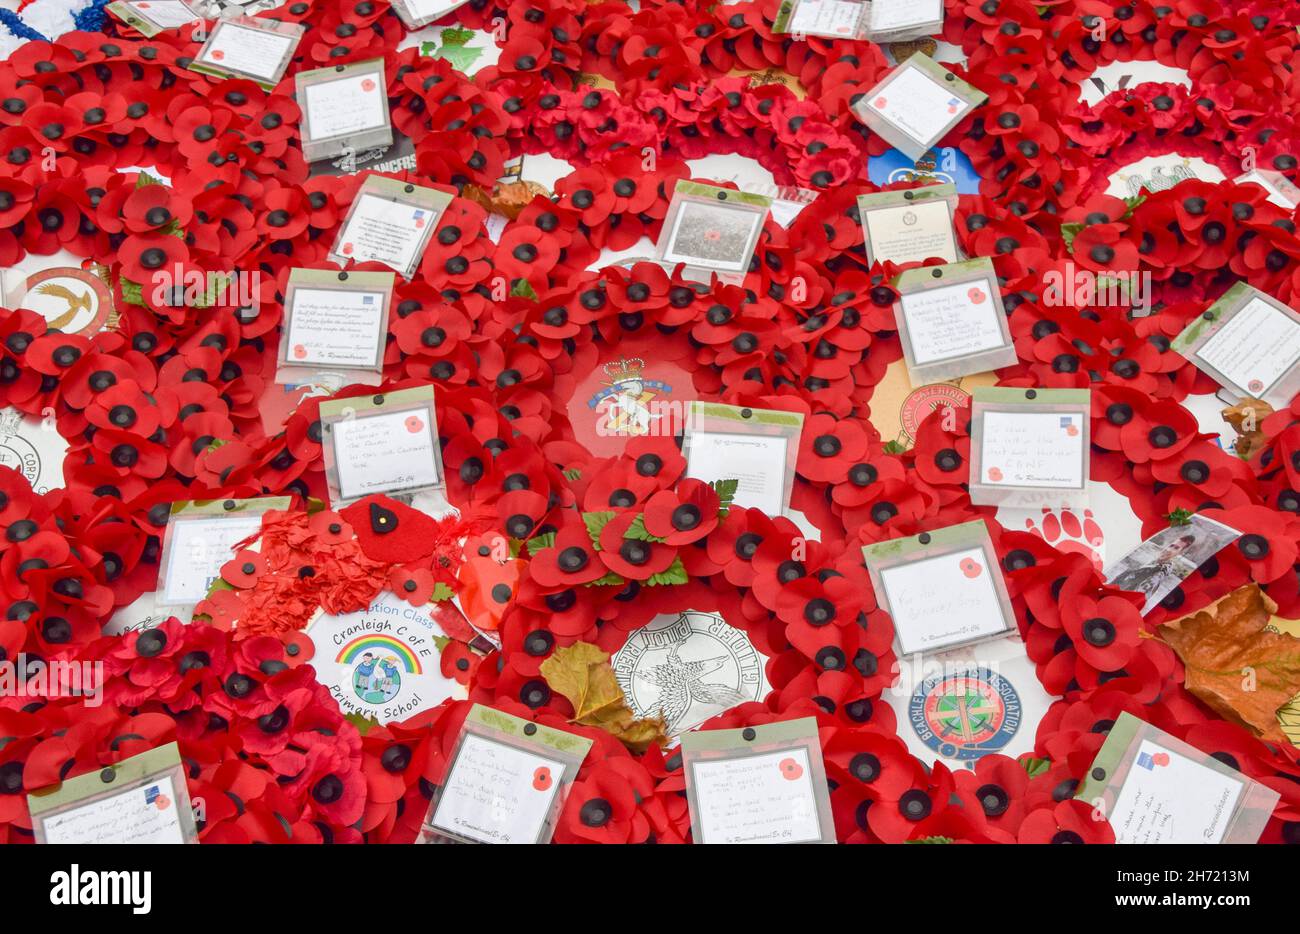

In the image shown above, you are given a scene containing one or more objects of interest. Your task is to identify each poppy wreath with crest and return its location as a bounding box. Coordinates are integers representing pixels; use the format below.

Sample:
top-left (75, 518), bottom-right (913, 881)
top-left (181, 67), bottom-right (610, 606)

top-left (0, 0), bottom-right (1298, 843)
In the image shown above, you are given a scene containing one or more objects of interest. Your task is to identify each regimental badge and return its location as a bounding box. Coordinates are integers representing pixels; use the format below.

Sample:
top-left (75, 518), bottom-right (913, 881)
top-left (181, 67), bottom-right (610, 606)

top-left (587, 356), bottom-right (672, 438)
top-left (612, 611), bottom-right (769, 736)
top-left (908, 666), bottom-right (1022, 761)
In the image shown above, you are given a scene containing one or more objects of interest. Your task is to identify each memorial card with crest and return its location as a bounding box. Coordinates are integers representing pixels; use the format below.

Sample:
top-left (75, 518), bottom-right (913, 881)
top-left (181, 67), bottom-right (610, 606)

top-left (857, 183), bottom-right (959, 266)
top-left (862, 520), bottom-right (1016, 656)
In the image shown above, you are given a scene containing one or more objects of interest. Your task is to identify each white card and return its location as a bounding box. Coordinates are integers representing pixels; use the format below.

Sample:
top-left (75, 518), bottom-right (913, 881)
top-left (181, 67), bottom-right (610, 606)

top-left (41, 775), bottom-right (186, 844)
top-left (198, 23), bottom-right (295, 81)
top-left (690, 747), bottom-right (823, 844)
top-left (430, 734), bottom-right (565, 844)
top-left (405, 0), bottom-right (467, 19)
top-left (878, 546), bottom-right (1009, 654)
top-left (336, 194), bottom-right (432, 274)
top-left (160, 514), bottom-right (264, 606)
top-left (1109, 739), bottom-right (1244, 844)
top-left (900, 278), bottom-right (1006, 365)
top-left (869, 0), bottom-right (942, 31)
top-left (864, 65), bottom-right (969, 145)
top-left (1236, 169), bottom-right (1299, 209)
top-left (331, 408), bottom-right (440, 500)
top-left (303, 73), bottom-right (387, 141)
top-left (1196, 296), bottom-right (1300, 399)
top-left (979, 410), bottom-right (1085, 489)
top-left (788, 0), bottom-right (863, 37)
top-left (128, 0), bottom-right (200, 28)
top-left (864, 198), bottom-right (958, 265)
top-left (285, 287), bottom-right (385, 368)
top-left (661, 201), bottom-right (763, 273)
top-left (685, 431), bottom-right (788, 516)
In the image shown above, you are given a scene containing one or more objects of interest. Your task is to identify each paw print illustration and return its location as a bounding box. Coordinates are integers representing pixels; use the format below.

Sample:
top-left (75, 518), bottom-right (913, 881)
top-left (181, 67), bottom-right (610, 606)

top-left (1025, 508), bottom-right (1104, 571)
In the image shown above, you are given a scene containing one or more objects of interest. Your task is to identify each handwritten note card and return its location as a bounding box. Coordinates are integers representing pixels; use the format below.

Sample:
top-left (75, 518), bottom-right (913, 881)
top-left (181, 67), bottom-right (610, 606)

top-left (788, 0), bottom-right (863, 37)
top-left (1109, 739), bottom-right (1244, 844)
top-left (331, 408), bottom-right (439, 500)
top-left (878, 547), bottom-right (1009, 654)
top-left (161, 514), bottom-right (264, 605)
top-left (864, 64), bottom-right (969, 146)
top-left (869, 0), bottom-right (942, 32)
top-left (685, 431), bottom-right (788, 516)
top-left (303, 73), bottom-right (387, 141)
top-left (900, 278), bottom-right (1006, 365)
top-left (128, 0), bottom-right (200, 28)
top-left (336, 194), bottom-right (432, 274)
top-left (979, 410), bottom-right (1084, 489)
top-left (864, 198), bottom-right (957, 265)
top-left (690, 748), bottom-right (823, 844)
top-left (198, 23), bottom-right (295, 82)
top-left (1196, 296), bottom-right (1300, 398)
top-left (430, 735), bottom-right (564, 844)
top-left (41, 775), bottom-right (186, 844)
top-left (286, 287), bottom-right (385, 368)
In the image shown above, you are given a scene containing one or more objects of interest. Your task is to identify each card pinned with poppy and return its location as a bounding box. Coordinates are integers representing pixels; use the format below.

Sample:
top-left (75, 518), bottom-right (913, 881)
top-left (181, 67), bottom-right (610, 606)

top-left (155, 496), bottom-right (292, 618)
top-left (105, 0), bottom-right (203, 38)
top-left (276, 268), bottom-right (394, 386)
top-left (681, 401), bottom-right (805, 518)
top-left (189, 16), bottom-right (304, 91)
top-left (968, 387), bottom-right (1091, 509)
top-left (656, 180), bottom-right (771, 285)
top-left (1171, 281), bottom-right (1300, 409)
top-left (857, 182), bottom-right (959, 266)
top-left (852, 52), bottom-right (987, 161)
top-left (319, 385), bottom-right (445, 507)
top-left (680, 716), bottom-right (835, 844)
top-left (330, 175), bottom-right (453, 279)
top-left (865, 0), bottom-right (943, 42)
top-left (1076, 712), bottom-right (1279, 844)
top-left (29, 742), bottom-right (198, 844)
top-left (771, 0), bottom-right (868, 40)
top-left (392, 0), bottom-right (472, 29)
top-left (420, 704), bottom-right (592, 844)
top-left (862, 519), bottom-right (1016, 657)
top-left (295, 58), bottom-right (393, 164)
top-left (892, 256), bottom-right (1016, 384)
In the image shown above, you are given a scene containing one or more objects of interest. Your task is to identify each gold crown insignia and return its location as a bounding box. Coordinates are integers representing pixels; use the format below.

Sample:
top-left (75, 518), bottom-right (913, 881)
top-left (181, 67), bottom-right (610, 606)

top-left (603, 357), bottom-right (645, 383)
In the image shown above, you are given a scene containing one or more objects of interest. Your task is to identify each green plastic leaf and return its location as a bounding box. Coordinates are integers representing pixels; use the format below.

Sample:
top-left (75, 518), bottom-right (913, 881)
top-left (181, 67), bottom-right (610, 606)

top-left (882, 439), bottom-right (908, 455)
top-left (430, 581), bottom-right (455, 603)
top-left (1059, 221), bottom-right (1084, 253)
top-left (527, 531), bottom-right (557, 555)
top-left (646, 556), bottom-right (688, 587)
top-left (1020, 756), bottom-right (1052, 778)
top-left (583, 511), bottom-right (616, 550)
top-left (624, 514), bottom-right (666, 543)
top-left (584, 571), bottom-right (625, 587)
top-left (710, 478), bottom-right (739, 513)
top-left (120, 278), bottom-right (144, 307)
top-left (905, 836), bottom-right (954, 844)
top-left (135, 171), bottom-right (165, 189)
top-left (1168, 508), bottom-right (1193, 527)
top-left (344, 712), bottom-right (379, 736)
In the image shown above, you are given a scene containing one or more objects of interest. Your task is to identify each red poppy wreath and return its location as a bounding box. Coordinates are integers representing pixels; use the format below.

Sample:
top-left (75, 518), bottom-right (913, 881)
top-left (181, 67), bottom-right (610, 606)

top-left (0, 0), bottom-right (1299, 846)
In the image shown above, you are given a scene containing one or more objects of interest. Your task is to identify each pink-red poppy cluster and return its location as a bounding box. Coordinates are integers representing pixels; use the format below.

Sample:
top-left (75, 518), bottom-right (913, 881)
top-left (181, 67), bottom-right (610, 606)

top-left (0, 0), bottom-right (1299, 843)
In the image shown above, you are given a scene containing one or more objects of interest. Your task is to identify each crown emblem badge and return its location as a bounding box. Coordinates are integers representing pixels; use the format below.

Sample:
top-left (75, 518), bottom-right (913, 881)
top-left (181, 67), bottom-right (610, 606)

top-left (587, 356), bottom-right (673, 437)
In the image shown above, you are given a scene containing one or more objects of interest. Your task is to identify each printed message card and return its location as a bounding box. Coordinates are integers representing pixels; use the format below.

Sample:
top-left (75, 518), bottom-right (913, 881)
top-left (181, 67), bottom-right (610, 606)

top-left (681, 717), bottom-right (835, 844)
top-left (863, 520), bottom-right (1016, 656)
top-left (773, 0), bottom-right (867, 39)
top-left (682, 402), bottom-right (804, 517)
top-left (867, 0), bottom-right (944, 40)
top-left (330, 176), bottom-right (452, 279)
top-left (106, 0), bottom-right (201, 37)
top-left (278, 269), bottom-right (393, 382)
top-left (190, 17), bottom-right (304, 90)
top-left (424, 705), bottom-right (592, 844)
top-left (1077, 712), bottom-right (1279, 844)
top-left (857, 184), bottom-right (959, 266)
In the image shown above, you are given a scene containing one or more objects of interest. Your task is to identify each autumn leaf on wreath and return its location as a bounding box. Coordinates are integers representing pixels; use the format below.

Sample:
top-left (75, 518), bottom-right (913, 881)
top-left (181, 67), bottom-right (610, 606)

top-left (1156, 584), bottom-right (1300, 745)
top-left (540, 641), bottom-right (668, 752)
top-left (1221, 398), bottom-right (1273, 461)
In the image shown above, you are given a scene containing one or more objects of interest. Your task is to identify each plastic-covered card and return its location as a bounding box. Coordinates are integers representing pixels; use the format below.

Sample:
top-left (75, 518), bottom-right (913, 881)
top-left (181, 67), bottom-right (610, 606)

top-left (189, 16), bottom-right (304, 90)
top-left (862, 519), bottom-right (1016, 657)
top-left (681, 716), bottom-right (835, 844)
top-left (329, 176), bottom-right (453, 279)
top-left (852, 53), bottom-right (987, 161)
top-left (1235, 168), bottom-right (1300, 209)
top-left (1076, 712), bottom-right (1279, 844)
top-left (857, 183), bottom-right (959, 266)
top-left (681, 402), bottom-right (804, 518)
top-left (968, 387), bottom-right (1090, 509)
top-left (1171, 281), bottom-right (1300, 408)
top-left (656, 181), bottom-right (771, 284)
top-left (29, 743), bottom-right (198, 844)
top-left (865, 0), bottom-right (944, 42)
top-left (1103, 513), bottom-right (1241, 617)
top-left (319, 385), bottom-right (444, 506)
top-left (772, 0), bottom-right (867, 39)
top-left (296, 59), bottom-right (392, 164)
top-left (892, 257), bottom-right (1016, 384)
top-left (391, 0), bottom-right (469, 29)
top-left (105, 0), bottom-right (201, 37)
top-left (156, 496), bottom-right (290, 616)
top-left (419, 704), bottom-right (592, 845)
top-left (276, 269), bottom-right (394, 386)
